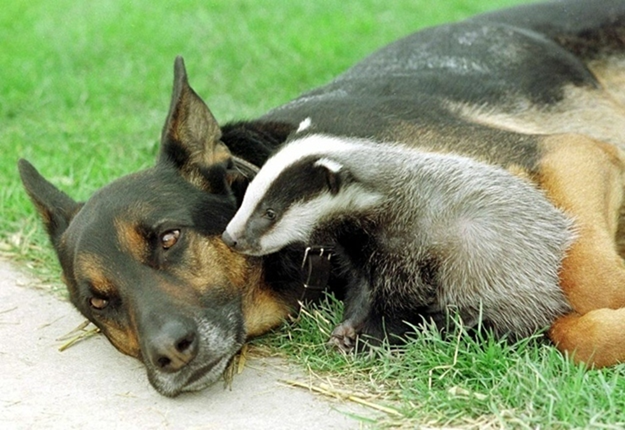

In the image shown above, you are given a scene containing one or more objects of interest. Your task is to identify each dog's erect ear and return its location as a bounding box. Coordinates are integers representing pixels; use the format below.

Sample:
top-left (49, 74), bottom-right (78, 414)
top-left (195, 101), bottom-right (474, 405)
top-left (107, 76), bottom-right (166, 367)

top-left (18, 159), bottom-right (82, 248)
top-left (159, 56), bottom-right (234, 191)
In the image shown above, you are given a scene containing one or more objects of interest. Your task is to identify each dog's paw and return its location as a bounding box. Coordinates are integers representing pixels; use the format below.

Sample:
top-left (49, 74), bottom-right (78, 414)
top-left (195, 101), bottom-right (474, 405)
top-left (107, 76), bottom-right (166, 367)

top-left (328, 322), bottom-right (359, 352)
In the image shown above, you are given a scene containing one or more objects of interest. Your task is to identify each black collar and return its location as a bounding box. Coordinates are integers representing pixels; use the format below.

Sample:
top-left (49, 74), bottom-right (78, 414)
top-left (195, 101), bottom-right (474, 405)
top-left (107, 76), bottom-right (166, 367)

top-left (298, 245), bottom-right (334, 303)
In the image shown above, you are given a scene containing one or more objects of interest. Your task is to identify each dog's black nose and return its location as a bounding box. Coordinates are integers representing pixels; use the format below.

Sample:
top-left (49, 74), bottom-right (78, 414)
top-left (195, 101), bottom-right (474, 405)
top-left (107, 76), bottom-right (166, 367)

top-left (221, 231), bottom-right (237, 248)
top-left (146, 321), bottom-right (199, 373)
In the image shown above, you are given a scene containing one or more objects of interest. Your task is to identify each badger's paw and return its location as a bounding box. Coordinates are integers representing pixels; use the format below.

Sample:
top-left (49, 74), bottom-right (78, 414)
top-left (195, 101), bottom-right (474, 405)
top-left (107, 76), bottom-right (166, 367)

top-left (328, 321), bottom-right (359, 352)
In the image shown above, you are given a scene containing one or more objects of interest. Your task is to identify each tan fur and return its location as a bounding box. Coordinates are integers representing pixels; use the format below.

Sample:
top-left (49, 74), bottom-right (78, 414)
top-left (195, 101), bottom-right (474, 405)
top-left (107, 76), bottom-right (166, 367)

top-left (455, 85), bottom-right (625, 146)
top-left (101, 315), bottom-right (142, 359)
top-left (588, 56), bottom-right (625, 108)
top-left (173, 236), bottom-right (290, 338)
top-left (75, 253), bottom-right (118, 299)
top-left (550, 309), bottom-right (625, 368)
top-left (505, 163), bottom-right (533, 182)
top-left (539, 135), bottom-right (625, 311)
top-left (537, 134), bottom-right (625, 366)
top-left (115, 218), bottom-right (149, 263)
top-left (74, 253), bottom-right (141, 357)
top-left (242, 274), bottom-right (291, 338)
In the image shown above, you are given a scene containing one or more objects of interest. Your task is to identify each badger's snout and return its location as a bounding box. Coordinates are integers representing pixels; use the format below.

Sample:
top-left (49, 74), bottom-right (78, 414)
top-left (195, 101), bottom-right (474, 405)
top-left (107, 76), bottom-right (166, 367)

top-left (222, 229), bottom-right (270, 256)
top-left (222, 229), bottom-right (257, 254)
top-left (221, 230), bottom-right (239, 249)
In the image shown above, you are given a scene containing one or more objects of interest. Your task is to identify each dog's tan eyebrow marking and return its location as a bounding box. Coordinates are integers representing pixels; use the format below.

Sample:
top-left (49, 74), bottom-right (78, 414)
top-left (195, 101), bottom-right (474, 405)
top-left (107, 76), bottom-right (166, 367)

top-left (115, 218), bottom-right (149, 262)
top-left (75, 253), bottom-right (116, 297)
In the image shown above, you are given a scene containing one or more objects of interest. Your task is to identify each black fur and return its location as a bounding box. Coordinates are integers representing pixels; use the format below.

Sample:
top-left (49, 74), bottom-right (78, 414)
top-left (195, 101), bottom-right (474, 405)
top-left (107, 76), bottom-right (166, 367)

top-left (221, 121), bottom-right (296, 168)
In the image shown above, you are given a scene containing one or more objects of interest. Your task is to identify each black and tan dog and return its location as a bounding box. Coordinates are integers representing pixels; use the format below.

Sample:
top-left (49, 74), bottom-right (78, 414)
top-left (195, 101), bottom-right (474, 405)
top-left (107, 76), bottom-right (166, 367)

top-left (18, 0), bottom-right (625, 397)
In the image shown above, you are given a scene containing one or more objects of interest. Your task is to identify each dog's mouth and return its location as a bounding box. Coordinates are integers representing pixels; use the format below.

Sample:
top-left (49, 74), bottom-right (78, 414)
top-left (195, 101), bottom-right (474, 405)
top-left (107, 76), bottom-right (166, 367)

top-left (144, 316), bottom-right (245, 397)
top-left (180, 354), bottom-right (235, 392)
top-left (147, 349), bottom-right (240, 397)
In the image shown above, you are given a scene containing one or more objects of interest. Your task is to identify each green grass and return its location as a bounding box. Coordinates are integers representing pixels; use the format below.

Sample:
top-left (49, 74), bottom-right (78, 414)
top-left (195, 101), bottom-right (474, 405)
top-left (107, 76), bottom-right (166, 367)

top-left (4, 0), bottom-right (624, 428)
top-left (261, 295), bottom-right (625, 428)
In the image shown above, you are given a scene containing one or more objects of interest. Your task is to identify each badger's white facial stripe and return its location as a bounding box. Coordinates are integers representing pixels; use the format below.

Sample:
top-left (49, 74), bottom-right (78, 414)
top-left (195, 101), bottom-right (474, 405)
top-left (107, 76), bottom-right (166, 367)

top-left (258, 185), bottom-right (384, 254)
top-left (226, 135), bottom-right (362, 238)
top-left (257, 198), bottom-right (327, 253)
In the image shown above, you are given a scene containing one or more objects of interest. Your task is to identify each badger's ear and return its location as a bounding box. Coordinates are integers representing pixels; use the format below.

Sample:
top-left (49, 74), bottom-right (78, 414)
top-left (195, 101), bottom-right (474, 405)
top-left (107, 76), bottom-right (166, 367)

top-left (315, 158), bottom-right (346, 195)
top-left (159, 56), bottom-right (236, 192)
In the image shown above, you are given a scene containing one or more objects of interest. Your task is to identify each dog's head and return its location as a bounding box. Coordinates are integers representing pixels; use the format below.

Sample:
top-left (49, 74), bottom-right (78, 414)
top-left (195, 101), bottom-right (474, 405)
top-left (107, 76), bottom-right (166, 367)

top-left (18, 58), bottom-right (290, 397)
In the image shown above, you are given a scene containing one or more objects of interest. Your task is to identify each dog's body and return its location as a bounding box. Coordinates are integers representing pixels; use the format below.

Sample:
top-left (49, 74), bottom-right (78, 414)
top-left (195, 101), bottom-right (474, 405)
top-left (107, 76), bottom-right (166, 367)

top-left (18, 0), bottom-right (625, 397)
top-left (223, 135), bottom-right (574, 347)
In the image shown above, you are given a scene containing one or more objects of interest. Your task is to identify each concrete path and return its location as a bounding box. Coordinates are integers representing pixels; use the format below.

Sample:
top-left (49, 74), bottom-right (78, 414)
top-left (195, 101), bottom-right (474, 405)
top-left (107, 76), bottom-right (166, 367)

top-left (0, 259), bottom-right (373, 429)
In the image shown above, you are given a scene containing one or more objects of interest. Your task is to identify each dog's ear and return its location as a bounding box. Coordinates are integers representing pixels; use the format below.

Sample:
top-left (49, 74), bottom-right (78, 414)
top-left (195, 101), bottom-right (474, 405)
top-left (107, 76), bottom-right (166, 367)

top-left (159, 56), bottom-right (236, 192)
top-left (17, 159), bottom-right (82, 248)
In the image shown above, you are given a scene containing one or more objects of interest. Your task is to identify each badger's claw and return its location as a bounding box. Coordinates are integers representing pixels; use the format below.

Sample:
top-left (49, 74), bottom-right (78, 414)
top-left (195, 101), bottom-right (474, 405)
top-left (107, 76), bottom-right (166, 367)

top-left (328, 321), bottom-right (359, 352)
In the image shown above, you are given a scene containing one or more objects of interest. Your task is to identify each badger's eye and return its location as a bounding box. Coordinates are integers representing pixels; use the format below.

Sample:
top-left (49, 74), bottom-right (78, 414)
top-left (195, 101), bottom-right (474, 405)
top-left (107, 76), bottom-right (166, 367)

top-left (89, 297), bottom-right (109, 311)
top-left (264, 209), bottom-right (276, 220)
top-left (161, 229), bottom-right (181, 250)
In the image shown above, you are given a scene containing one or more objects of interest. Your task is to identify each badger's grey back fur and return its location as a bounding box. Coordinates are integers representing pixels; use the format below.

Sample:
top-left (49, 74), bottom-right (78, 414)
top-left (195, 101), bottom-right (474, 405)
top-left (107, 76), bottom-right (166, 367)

top-left (226, 134), bottom-right (574, 340)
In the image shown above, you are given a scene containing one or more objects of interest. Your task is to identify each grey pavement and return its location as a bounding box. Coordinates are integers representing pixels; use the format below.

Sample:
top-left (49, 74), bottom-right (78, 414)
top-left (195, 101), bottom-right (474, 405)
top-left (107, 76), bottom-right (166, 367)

top-left (0, 258), bottom-right (373, 429)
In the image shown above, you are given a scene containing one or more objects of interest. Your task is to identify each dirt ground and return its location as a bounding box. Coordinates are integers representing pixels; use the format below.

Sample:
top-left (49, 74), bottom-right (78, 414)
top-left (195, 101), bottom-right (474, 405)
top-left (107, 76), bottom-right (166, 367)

top-left (0, 258), bottom-right (374, 429)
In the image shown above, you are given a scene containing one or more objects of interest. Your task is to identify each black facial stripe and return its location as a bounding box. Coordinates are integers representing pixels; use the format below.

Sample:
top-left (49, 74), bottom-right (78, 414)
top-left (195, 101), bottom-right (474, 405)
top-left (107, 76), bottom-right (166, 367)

top-left (263, 157), bottom-right (329, 209)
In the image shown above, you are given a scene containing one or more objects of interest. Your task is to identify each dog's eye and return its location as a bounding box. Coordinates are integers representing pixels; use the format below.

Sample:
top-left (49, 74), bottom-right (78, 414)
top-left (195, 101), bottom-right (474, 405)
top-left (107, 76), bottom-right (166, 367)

top-left (264, 209), bottom-right (276, 220)
top-left (161, 229), bottom-right (180, 250)
top-left (89, 297), bottom-right (109, 310)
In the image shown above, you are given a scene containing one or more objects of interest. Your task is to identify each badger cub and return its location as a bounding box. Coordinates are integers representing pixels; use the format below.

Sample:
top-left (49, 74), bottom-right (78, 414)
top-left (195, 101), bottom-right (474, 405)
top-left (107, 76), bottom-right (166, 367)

top-left (223, 133), bottom-right (573, 349)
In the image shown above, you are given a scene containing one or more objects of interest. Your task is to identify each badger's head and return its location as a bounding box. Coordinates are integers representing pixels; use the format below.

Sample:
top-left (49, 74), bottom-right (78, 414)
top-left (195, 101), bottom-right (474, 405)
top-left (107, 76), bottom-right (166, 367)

top-left (222, 152), bottom-right (346, 255)
top-left (223, 135), bottom-right (385, 255)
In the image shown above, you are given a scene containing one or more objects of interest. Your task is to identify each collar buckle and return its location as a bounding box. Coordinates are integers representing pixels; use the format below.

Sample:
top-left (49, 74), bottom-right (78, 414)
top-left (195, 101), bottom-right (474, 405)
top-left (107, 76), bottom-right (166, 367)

top-left (299, 245), bottom-right (334, 303)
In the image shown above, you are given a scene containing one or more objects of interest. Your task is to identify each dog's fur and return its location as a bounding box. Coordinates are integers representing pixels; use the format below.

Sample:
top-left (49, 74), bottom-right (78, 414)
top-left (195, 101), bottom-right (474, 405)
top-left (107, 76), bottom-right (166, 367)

top-left (18, 0), bottom-right (625, 397)
top-left (223, 135), bottom-right (574, 348)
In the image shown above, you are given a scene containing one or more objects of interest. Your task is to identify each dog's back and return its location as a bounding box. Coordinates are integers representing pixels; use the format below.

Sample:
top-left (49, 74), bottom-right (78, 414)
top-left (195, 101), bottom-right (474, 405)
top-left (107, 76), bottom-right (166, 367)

top-left (262, 0), bottom-right (625, 163)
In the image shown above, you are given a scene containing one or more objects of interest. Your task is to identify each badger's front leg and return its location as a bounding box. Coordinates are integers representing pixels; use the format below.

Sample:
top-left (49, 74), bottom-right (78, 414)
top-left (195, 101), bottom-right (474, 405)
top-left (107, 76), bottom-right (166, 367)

top-left (328, 273), bottom-right (373, 352)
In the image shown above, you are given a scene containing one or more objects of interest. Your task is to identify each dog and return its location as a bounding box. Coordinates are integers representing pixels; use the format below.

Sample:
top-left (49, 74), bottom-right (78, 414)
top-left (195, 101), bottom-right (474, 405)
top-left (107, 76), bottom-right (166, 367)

top-left (18, 0), bottom-right (625, 397)
top-left (222, 134), bottom-right (574, 349)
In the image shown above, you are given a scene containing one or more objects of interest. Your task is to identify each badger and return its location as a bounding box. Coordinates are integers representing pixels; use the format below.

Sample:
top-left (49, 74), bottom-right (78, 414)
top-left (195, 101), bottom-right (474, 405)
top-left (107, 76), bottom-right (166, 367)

top-left (222, 132), bottom-right (574, 349)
